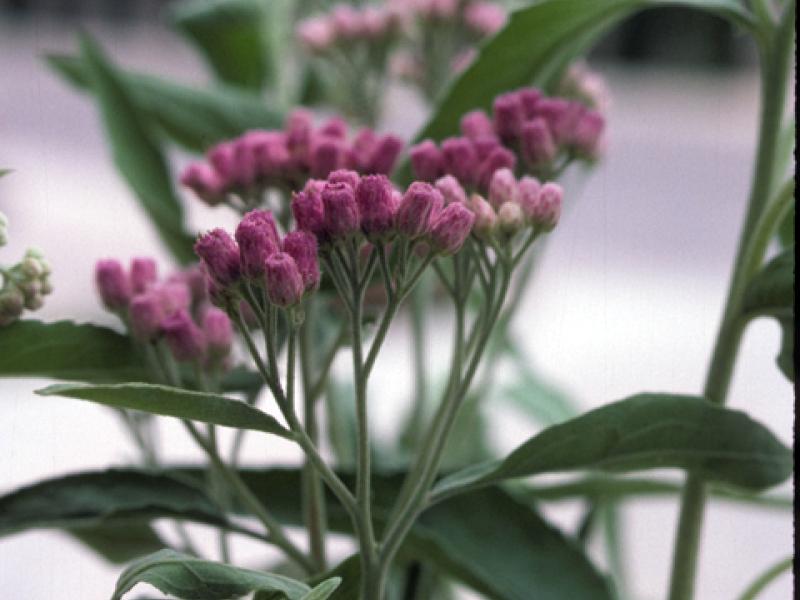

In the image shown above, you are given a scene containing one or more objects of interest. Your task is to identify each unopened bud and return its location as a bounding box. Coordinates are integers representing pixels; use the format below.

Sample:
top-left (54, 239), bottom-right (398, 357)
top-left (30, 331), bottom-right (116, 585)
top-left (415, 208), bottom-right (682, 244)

top-left (194, 229), bottom-right (241, 288)
top-left (0, 288), bottom-right (24, 321)
top-left (531, 182), bottom-right (563, 231)
top-left (476, 146), bottom-right (516, 192)
top-left (328, 169), bottom-right (360, 190)
top-left (129, 292), bottom-right (166, 342)
top-left (468, 194), bottom-right (497, 238)
top-left (95, 259), bottom-right (132, 311)
top-left (429, 203), bottom-right (476, 255)
top-left (460, 110), bottom-right (494, 140)
top-left (493, 92), bottom-right (525, 141)
top-left (130, 258), bottom-right (157, 294)
top-left (180, 163), bottom-right (225, 206)
top-left (441, 137), bottom-right (478, 186)
top-left (410, 140), bottom-right (444, 182)
top-left (292, 188), bottom-right (326, 239)
top-left (497, 202), bottom-right (525, 237)
top-left (322, 181), bottom-right (361, 239)
top-left (310, 135), bottom-right (348, 178)
top-left (283, 230), bottom-right (321, 292)
top-left (396, 182), bottom-right (444, 239)
top-left (488, 168), bottom-right (518, 210)
top-left (235, 210), bottom-right (281, 279)
top-left (356, 175), bottom-right (396, 239)
top-left (435, 175), bottom-right (467, 205)
top-left (366, 134), bottom-right (403, 175)
top-left (517, 176), bottom-right (542, 222)
top-left (265, 252), bottom-right (305, 307)
top-left (161, 309), bottom-right (207, 363)
top-left (572, 108), bottom-right (605, 159)
top-left (202, 307), bottom-right (233, 365)
top-left (521, 118), bottom-right (557, 168)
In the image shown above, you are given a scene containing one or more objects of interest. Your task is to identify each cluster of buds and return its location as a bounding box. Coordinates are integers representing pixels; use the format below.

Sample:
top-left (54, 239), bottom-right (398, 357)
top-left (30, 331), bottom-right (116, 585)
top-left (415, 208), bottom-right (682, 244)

top-left (181, 110), bottom-right (403, 211)
top-left (0, 239), bottom-right (53, 327)
top-left (558, 60), bottom-right (611, 113)
top-left (297, 4), bottom-right (402, 53)
top-left (410, 86), bottom-right (606, 188)
top-left (195, 209), bottom-right (320, 311)
top-left (95, 258), bottom-right (233, 370)
top-left (291, 169), bottom-right (475, 255)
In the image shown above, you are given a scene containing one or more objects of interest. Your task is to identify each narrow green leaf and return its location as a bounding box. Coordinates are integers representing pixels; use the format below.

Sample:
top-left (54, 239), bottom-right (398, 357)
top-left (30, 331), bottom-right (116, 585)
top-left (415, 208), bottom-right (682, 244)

top-left (0, 320), bottom-right (148, 382)
top-left (299, 578), bottom-right (343, 600)
top-left (67, 522), bottom-right (165, 564)
top-left (169, 0), bottom-right (272, 92)
top-left (46, 54), bottom-right (283, 153)
top-left (36, 382), bottom-right (293, 439)
top-left (78, 35), bottom-right (195, 264)
top-left (432, 393), bottom-right (793, 502)
top-left (112, 549), bottom-right (310, 600)
top-left (307, 556), bottom-right (360, 600)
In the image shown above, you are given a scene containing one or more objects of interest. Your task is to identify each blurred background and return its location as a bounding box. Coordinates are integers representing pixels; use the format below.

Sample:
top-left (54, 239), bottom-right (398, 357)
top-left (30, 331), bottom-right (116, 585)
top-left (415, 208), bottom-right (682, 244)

top-left (0, 1), bottom-right (793, 599)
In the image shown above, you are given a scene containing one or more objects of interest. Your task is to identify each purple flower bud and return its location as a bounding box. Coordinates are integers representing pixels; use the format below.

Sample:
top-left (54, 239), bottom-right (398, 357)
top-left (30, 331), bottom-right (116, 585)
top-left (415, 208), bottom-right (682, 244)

top-left (206, 277), bottom-right (230, 309)
top-left (396, 182), bottom-right (444, 238)
top-left (129, 292), bottom-right (165, 342)
top-left (156, 281), bottom-right (192, 316)
top-left (310, 135), bottom-right (348, 178)
top-left (471, 134), bottom-right (502, 160)
top-left (264, 252), bottom-right (305, 307)
top-left (517, 175), bottom-right (542, 221)
top-left (194, 229), bottom-right (241, 287)
top-left (180, 163), bottom-right (225, 206)
top-left (467, 194), bottom-right (497, 238)
top-left (476, 146), bottom-right (517, 192)
top-left (322, 181), bottom-right (360, 238)
top-left (130, 258), bottom-right (157, 294)
top-left (531, 182), bottom-right (563, 231)
top-left (161, 309), bottom-right (207, 363)
top-left (331, 4), bottom-right (362, 39)
top-left (488, 168), bottom-right (518, 210)
top-left (460, 110), bottom-right (494, 140)
top-left (245, 131), bottom-right (291, 179)
top-left (202, 307), bottom-right (233, 364)
top-left (349, 128), bottom-right (378, 171)
top-left (441, 137), bottom-right (478, 186)
top-left (571, 108), bottom-right (605, 159)
top-left (497, 201), bottom-right (525, 236)
top-left (235, 210), bottom-right (281, 279)
top-left (521, 118), bottom-right (558, 167)
top-left (518, 88), bottom-right (542, 119)
top-left (231, 136), bottom-right (259, 187)
top-left (327, 169), bottom-right (360, 190)
top-left (320, 117), bottom-right (348, 139)
top-left (429, 203), bottom-right (476, 254)
top-left (356, 174), bottom-right (397, 238)
top-left (292, 189), bottom-right (326, 238)
top-left (493, 92), bottom-right (525, 141)
top-left (297, 17), bottom-right (335, 52)
top-left (285, 109), bottom-right (314, 169)
top-left (367, 134), bottom-right (404, 175)
top-left (464, 1), bottom-right (506, 36)
top-left (208, 142), bottom-right (237, 187)
top-left (410, 140), bottom-right (443, 182)
top-left (283, 230), bottom-right (320, 291)
top-left (536, 98), bottom-right (579, 144)
top-left (435, 175), bottom-right (467, 205)
top-left (95, 259), bottom-right (131, 311)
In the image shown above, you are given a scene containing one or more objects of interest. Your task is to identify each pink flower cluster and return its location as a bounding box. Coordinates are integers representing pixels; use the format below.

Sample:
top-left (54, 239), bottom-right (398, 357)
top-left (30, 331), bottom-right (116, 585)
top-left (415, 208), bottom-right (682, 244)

top-left (181, 110), bottom-right (403, 208)
top-left (392, 0), bottom-right (506, 36)
top-left (410, 86), bottom-right (606, 188)
top-left (291, 169), bottom-right (475, 255)
top-left (297, 4), bottom-right (402, 53)
top-left (194, 210), bottom-right (320, 309)
top-left (95, 258), bottom-right (233, 369)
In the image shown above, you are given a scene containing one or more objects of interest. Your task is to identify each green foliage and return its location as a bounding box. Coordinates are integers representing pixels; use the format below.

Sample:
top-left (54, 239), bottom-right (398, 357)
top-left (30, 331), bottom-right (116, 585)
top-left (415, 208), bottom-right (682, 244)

top-left (36, 382), bottom-right (292, 439)
top-left (298, 578), bottom-right (343, 600)
top-left (111, 549), bottom-right (315, 600)
top-left (66, 523), bottom-right (165, 565)
top-left (77, 35), bottom-right (195, 264)
top-left (432, 393), bottom-right (793, 502)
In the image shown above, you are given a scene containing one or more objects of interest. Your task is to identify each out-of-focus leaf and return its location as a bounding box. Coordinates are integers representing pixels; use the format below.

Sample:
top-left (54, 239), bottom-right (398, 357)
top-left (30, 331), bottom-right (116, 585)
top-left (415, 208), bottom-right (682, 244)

top-left (0, 168), bottom-right (11, 178)
top-left (307, 556), bottom-right (360, 600)
top-left (112, 549), bottom-right (311, 600)
top-left (432, 393), bottom-right (793, 502)
top-left (299, 578), bottom-right (343, 600)
top-left (67, 522), bottom-right (165, 564)
top-left (169, 0), bottom-right (273, 91)
top-left (78, 35), bottom-right (195, 264)
top-left (45, 54), bottom-right (283, 154)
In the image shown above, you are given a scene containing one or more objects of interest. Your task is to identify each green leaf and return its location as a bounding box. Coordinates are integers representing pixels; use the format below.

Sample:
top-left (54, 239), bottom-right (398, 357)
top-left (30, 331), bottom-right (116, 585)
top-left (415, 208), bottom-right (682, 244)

top-left (46, 54), bottom-right (283, 154)
top-left (112, 549), bottom-right (310, 600)
top-left (0, 168), bottom-right (11, 178)
top-left (307, 556), bottom-right (360, 600)
top-left (78, 35), bottom-right (195, 264)
top-left (0, 320), bottom-right (148, 382)
top-left (299, 578), bottom-right (343, 600)
top-left (432, 393), bottom-right (793, 502)
top-left (36, 382), bottom-right (293, 439)
top-left (169, 0), bottom-right (273, 92)
top-left (67, 522), bottom-right (165, 564)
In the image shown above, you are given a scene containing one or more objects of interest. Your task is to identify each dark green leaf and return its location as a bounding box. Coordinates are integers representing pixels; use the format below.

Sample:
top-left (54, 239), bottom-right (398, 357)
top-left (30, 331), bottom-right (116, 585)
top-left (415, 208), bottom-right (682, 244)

top-left (36, 382), bottom-right (293, 439)
top-left (46, 54), bottom-right (283, 153)
top-left (78, 35), bottom-right (195, 264)
top-left (299, 578), bottom-right (343, 600)
top-left (0, 320), bottom-right (148, 382)
top-left (432, 393), bottom-right (793, 502)
top-left (67, 522), bottom-right (165, 564)
top-left (308, 556), bottom-right (360, 600)
top-left (169, 0), bottom-right (273, 91)
top-left (776, 205), bottom-right (794, 248)
top-left (112, 549), bottom-right (310, 600)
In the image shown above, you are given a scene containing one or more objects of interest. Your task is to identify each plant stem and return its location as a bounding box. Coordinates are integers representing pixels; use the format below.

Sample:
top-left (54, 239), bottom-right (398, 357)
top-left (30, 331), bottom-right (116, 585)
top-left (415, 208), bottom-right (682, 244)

top-left (735, 556), bottom-right (793, 600)
top-left (667, 5), bottom-right (794, 599)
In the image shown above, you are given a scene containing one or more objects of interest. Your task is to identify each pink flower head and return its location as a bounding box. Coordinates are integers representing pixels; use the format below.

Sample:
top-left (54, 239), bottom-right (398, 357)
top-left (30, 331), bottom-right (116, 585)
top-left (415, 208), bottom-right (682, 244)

top-left (328, 169), bottom-right (360, 190)
top-left (467, 193), bottom-right (497, 238)
top-left (492, 92), bottom-right (526, 141)
top-left (95, 259), bottom-right (131, 311)
top-left (320, 117), bottom-right (349, 139)
top-left (460, 110), bottom-right (494, 140)
top-left (441, 137), bottom-right (478, 186)
top-left (235, 210), bottom-right (281, 279)
top-left (129, 291), bottom-right (165, 342)
top-left (497, 201), bottom-right (524, 236)
top-left (356, 174), bottom-right (397, 239)
top-left (332, 4), bottom-right (363, 39)
top-left (155, 281), bottom-right (192, 316)
top-left (367, 134), bottom-right (404, 175)
top-left (180, 163), bottom-right (225, 206)
top-left (349, 128), bottom-right (378, 171)
top-left (297, 16), bottom-right (335, 52)
top-left (292, 189), bottom-right (326, 238)
top-left (517, 176), bottom-right (542, 221)
top-left (429, 203), bottom-right (476, 254)
top-left (410, 140), bottom-right (444, 182)
top-left (536, 98), bottom-right (579, 144)
top-left (531, 182), bottom-right (563, 231)
top-left (283, 230), bottom-right (321, 292)
top-left (488, 168), bottom-right (519, 210)
top-left (208, 141), bottom-right (238, 187)
top-left (518, 88), bottom-right (543, 119)
top-left (571, 108), bottom-right (605, 159)
top-left (476, 146), bottom-right (517, 191)
top-left (322, 181), bottom-right (360, 238)
top-left (310, 135), bottom-right (348, 178)
top-left (246, 131), bottom-right (291, 179)
top-left (194, 229), bottom-right (241, 288)
top-left (435, 175), bottom-right (467, 205)
top-left (396, 182), bottom-right (444, 238)
top-left (464, 1), bottom-right (506, 36)
top-left (129, 257), bottom-right (157, 294)
top-left (161, 309), bottom-right (207, 363)
top-left (521, 118), bottom-right (558, 167)
top-left (202, 307), bottom-right (233, 365)
top-left (265, 252), bottom-right (305, 307)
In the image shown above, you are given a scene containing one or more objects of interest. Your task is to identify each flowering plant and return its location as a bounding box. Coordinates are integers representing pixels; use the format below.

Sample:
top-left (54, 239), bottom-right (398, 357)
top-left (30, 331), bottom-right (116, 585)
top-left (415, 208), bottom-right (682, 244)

top-left (0, 1), bottom-right (794, 600)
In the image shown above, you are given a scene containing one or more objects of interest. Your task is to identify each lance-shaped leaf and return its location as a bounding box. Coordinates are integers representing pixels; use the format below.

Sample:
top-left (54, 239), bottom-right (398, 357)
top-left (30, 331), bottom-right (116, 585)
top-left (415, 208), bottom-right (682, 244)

top-left (67, 523), bottom-right (166, 565)
top-left (298, 578), bottom-right (343, 600)
top-left (112, 549), bottom-right (311, 600)
top-left (431, 394), bottom-right (793, 503)
top-left (36, 383), bottom-right (292, 439)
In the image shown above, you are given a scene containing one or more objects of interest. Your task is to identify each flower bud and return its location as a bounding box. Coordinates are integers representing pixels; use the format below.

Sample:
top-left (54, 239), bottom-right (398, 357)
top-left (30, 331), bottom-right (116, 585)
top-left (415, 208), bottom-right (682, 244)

top-left (40, 277), bottom-right (54, 296)
top-left (208, 142), bottom-right (237, 187)
top-left (235, 210), bottom-right (281, 279)
top-left (285, 109), bottom-right (314, 168)
top-left (464, 1), bottom-right (506, 36)
top-left (320, 117), bottom-right (348, 139)
top-left (488, 168), bottom-right (518, 210)
top-left (467, 194), bottom-right (497, 238)
top-left (283, 230), bottom-right (321, 292)
top-left (194, 229), bottom-right (241, 288)
top-left (476, 146), bottom-right (516, 192)
top-left (129, 292), bottom-right (166, 342)
top-left (95, 259), bottom-right (132, 311)
top-left (396, 182), bottom-right (444, 239)
top-left (161, 309), bottom-right (207, 363)
top-left (460, 110), bottom-right (494, 140)
top-left (310, 135), bottom-right (348, 178)
top-left (521, 118), bottom-right (557, 167)
top-left (497, 202), bottom-right (525, 237)
top-left (246, 131), bottom-right (291, 179)
top-left (130, 258), bottom-right (157, 294)
top-left (536, 98), bottom-right (578, 144)
top-left (493, 92), bottom-right (525, 141)
top-left (471, 134), bottom-right (502, 160)
top-left (571, 108), bottom-right (605, 159)
top-left (265, 252), bottom-right (305, 307)
top-left (322, 181), bottom-right (360, 238)
top-left (0, 287), bottom-right (24, 324)
top-left (331, 4), bottom-right (362, 39)
top-left (327, 169), bottom-right (360, 190)
top-left (441, 137), bottom-right (478, 186)
top-left (435, 175), bottom-right (467, 205)
top-left (531, 182), bottom-right (563, 231)
top-left (429, 203), bottom-right (476, 254)
top-left (349, 128), bottom-right (378, 171)
top-left (292, 189), bottom-right (326, 238)
top-left (297, 17), bottom-right (335, 52)
top-left (180, 163), bottom-right (225, 206)
top-left (202, 307), bottom-right (233, 364)
top-left (366, 134), bottom-right (404, 175)
top-left (409, 140), bottom-right (443, 182)
top-left (356, 175), bottom-right (396, 238)
top-left (156, 281), bottom-right (192, 316)
top-left (517, 175), bottom-right (542, 221)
